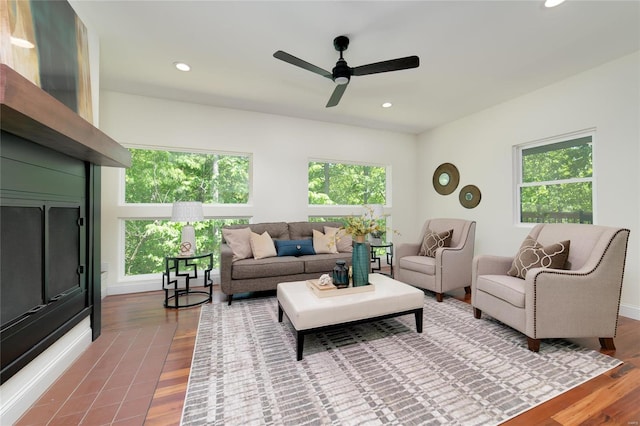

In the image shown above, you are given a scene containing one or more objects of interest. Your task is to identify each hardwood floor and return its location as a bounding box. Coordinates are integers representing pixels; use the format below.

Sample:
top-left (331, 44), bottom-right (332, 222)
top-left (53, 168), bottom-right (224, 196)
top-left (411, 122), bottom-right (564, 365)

top-left (17, 282), bottom-right (640, 425)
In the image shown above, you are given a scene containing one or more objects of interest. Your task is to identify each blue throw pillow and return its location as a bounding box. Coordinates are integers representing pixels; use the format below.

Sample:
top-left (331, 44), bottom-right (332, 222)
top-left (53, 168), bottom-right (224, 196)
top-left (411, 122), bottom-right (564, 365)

top-left (275, 239), bottom-right (316, 257)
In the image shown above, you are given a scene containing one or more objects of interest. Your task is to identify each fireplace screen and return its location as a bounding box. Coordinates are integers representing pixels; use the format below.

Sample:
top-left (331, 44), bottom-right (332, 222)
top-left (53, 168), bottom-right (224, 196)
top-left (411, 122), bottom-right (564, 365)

top-left (1, 206), bottom-right (44, 326)
top-left (1, 203), bottom-right (83, 328)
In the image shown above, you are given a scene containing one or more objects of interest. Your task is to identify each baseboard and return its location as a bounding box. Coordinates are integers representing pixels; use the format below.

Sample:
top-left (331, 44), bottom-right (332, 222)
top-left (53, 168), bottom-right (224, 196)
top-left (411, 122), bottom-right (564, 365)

top-left (0, 318), bottom-right (92, 425)
top-left (107, 272), bottom-right (221, 296)
top-left (619, 303), bottom-right (640, 321)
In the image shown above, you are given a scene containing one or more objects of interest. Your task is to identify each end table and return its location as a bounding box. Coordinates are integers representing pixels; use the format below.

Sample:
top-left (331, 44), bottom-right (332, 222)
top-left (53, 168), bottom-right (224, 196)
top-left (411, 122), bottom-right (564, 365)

top-left (163, 252), bottom-right (213, 308)
top-left (370, 242), bottom-right (393, 277)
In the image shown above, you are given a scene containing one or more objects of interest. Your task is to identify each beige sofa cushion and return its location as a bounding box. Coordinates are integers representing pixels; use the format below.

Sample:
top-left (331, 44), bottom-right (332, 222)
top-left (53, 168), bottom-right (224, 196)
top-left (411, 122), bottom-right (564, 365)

top-left (324, 226), bottom-right (353, 253)
top-left (313, 229), bottom-right (338, 254)
top-left (222, 227), bottom-right (253, 261)
top-left (250, 231), bottom-right (277, 260)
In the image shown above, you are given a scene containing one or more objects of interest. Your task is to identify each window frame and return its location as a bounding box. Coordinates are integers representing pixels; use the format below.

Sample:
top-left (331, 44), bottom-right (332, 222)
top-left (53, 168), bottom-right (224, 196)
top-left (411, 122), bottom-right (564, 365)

top-left (307, 158), bottom-right (391, 217)
top-left (514, 129), bottom-right (596, 226)
top-left (117, 145), bottom-right (253, 279)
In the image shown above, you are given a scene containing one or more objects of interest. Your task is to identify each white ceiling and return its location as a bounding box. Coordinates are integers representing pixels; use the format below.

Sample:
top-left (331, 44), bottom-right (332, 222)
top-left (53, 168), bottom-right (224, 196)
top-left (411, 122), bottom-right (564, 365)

top-left (68, 0), bottom-right (640, 135)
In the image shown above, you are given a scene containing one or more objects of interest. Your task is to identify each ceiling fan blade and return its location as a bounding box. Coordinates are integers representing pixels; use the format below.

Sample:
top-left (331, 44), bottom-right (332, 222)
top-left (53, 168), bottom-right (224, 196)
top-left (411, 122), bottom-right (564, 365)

top-left (273, 50), bottom-right (333, 79)
top-left (352, 55), bottom-right (419, 76)
top-left (326, 83), bottom-right (348, 108)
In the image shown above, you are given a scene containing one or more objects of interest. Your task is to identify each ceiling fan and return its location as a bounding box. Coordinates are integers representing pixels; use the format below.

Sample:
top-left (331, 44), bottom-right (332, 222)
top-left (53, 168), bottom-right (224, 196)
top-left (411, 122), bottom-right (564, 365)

top-left (273, 36), bottom-right (419, 108)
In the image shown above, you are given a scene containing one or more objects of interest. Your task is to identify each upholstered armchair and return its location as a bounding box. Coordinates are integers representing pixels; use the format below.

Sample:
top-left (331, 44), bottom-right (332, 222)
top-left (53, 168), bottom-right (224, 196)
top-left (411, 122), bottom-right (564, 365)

top-left (396, 218), bottom-right (476, 302)
top-left (472, 223), bottom-right (630, 352)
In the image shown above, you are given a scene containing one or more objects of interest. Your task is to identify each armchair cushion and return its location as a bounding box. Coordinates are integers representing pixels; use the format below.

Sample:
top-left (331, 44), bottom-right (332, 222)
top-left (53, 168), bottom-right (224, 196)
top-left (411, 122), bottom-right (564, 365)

top-left (398, 255), bottom-right (436, 275)
top-left (507, 235), bottom-right (570, 279)
top-left (419, 228), bottom-right (453, 257)
top-left (475, 274), bottom-right (525, 308)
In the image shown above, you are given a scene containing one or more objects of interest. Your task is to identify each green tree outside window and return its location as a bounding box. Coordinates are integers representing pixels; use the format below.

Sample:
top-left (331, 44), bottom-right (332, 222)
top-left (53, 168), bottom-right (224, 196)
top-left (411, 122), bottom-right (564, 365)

top-left (518, 135), bottom-right (593, 224)
top-left (122, 148), bottom-right (251, 275)
top-left (308, 161), bottom-right (386, 205)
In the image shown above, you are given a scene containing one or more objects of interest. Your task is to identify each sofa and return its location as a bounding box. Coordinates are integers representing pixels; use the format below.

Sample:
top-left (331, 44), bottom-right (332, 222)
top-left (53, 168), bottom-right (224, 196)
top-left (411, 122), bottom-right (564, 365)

top-left (220, 221), bottom-right (363, 304)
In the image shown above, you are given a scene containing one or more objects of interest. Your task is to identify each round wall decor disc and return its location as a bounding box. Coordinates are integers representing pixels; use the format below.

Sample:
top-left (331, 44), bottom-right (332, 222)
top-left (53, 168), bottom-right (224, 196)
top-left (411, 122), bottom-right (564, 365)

top-left (432, 163), bottom-right (460, 195)
top-left (459, 185), bottom-right (481, 209)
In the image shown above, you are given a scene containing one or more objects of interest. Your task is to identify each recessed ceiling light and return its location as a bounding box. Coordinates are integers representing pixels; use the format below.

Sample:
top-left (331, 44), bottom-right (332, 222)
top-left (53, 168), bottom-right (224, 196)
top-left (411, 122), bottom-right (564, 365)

top-left (174, 62), bottom-right (191, 72)
top-left (382, 102), bottom-right (393, 108)
top-left (544, 0), bottom-right (566, 8)
top-left (10, 36), bottom-right (34, 49)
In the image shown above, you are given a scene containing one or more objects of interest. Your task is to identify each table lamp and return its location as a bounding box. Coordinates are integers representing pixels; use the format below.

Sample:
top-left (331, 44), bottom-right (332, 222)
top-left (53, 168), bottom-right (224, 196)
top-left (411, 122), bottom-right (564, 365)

top-left (171, 201), bottom-right (204, 256)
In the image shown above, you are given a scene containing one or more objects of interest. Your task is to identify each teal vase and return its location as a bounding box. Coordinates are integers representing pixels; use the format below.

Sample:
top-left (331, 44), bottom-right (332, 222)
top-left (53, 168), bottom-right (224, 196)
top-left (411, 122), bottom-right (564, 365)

top-left (352, 240), bottom-right (369, 286)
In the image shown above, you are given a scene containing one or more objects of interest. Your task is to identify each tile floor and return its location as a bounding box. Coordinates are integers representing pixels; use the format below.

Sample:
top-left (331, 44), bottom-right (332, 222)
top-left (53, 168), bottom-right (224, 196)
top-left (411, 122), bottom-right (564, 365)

top-left (15, 323), bottom-right (176, 426)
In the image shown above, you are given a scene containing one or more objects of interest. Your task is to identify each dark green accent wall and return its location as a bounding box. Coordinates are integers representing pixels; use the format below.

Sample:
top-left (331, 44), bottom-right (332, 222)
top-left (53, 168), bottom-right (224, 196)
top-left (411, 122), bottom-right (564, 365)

top-left (0, 130), bottom-right (100, 383)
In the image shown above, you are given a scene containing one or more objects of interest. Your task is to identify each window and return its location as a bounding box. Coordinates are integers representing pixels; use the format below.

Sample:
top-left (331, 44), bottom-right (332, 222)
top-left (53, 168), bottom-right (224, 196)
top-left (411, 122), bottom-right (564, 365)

top-left (516, 133), bottom-right (593, 224)
top-left (122, 148), bottom-right (251, 276)
top-left (125, 148), bottom-right (250, 204)
top-left (308, 161), bottom-right (386, 205)
top-left (124, 218), bottom-right (248, 275)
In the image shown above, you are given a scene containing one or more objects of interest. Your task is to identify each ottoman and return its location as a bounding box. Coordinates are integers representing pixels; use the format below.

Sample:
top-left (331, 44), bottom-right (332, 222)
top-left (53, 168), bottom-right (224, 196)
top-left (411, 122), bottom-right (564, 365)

top-left (277, 273), bottom-right (424, 360)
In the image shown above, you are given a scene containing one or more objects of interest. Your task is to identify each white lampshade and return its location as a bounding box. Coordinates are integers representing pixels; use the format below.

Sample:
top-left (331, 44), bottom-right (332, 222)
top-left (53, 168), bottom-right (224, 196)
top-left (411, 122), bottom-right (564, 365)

top-left (171, 202), bottom-right (204, 223)
top-left (171, 202), bottom-right (203, 256)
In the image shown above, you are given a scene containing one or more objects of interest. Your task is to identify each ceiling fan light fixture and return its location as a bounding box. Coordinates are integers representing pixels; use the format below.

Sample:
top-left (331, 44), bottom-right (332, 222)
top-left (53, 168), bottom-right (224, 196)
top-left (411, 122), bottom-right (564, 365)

top-left (335, 76), bottom-right (349, 85)
top-left (174, 61), bottom-right (191, 72)
top-left (544, 0), bottom-right (566, 7)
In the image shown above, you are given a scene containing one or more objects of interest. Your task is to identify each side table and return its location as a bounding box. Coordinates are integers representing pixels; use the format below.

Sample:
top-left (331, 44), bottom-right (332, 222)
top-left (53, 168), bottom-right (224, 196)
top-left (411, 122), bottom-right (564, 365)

top-left (370, 242), bottom-right (393, 277)
top-left (163, 252), bottom-right (213, 308)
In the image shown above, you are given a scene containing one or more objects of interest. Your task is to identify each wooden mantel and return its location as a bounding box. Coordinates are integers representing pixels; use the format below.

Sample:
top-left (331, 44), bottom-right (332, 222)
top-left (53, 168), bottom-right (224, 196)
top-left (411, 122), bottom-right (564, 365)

top-left (0, 64), bottom-right (130, 168)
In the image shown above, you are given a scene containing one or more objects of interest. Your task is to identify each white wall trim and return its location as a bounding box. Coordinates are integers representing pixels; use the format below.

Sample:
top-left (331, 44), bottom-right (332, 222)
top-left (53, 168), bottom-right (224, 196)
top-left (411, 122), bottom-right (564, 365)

top-left (619, 303), bottom-right (640, 321)
top-left (0, 319), bottom-right (92, 425)
top-left (107, 272), bottom-right (221, 296)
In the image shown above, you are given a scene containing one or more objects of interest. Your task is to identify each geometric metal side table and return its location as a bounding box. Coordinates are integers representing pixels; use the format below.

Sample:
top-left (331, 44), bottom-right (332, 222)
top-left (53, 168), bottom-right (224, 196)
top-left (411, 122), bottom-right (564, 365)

top-left (162, 252), bottom-right (213, 308)
top-left (370, 242), bottom-right (394, 277)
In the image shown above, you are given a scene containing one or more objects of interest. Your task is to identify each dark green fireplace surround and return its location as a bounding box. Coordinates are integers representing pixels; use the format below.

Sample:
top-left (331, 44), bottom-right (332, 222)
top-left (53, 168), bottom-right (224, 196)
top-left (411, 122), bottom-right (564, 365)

top-left (0, 65), bottom-right (130, 383)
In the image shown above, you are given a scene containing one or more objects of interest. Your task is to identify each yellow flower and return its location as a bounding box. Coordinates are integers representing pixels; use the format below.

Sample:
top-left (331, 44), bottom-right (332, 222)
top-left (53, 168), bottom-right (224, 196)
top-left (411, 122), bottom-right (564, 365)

top-left (341, 205), bottom-right (396, 237)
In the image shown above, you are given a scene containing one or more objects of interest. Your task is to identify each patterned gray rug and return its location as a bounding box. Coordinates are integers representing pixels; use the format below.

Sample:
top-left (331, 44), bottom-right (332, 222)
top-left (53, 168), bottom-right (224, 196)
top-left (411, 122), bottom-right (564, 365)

top-left (181, 294), bottom-right (621, 425)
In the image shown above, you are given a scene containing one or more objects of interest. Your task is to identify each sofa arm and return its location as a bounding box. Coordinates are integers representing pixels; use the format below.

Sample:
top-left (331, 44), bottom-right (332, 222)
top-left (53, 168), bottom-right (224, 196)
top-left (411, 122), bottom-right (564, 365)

top-left (219, 243), bottom-right (234, 295)
top-left (396, 242), bottom-right (420, 260)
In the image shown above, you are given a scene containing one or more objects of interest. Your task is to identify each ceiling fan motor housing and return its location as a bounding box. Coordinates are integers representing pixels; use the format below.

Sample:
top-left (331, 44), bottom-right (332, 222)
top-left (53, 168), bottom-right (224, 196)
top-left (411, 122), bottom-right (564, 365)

top-left (333, 59), bottom-right (351, 84)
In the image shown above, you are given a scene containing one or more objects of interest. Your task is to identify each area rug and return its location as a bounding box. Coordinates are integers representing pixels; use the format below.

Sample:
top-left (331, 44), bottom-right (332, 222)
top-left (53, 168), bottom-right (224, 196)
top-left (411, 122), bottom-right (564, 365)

top-left (181, 295), bottom-right (622, 425)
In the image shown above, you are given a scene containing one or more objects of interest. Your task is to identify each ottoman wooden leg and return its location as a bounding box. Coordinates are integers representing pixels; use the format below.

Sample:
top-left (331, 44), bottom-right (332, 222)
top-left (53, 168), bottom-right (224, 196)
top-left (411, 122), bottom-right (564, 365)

top-left (296, 331), bottom-right (305, 361)
top-left (415, 308), bottom-right (423, 333)
top-left (278, 303), bottom-right (283, 322)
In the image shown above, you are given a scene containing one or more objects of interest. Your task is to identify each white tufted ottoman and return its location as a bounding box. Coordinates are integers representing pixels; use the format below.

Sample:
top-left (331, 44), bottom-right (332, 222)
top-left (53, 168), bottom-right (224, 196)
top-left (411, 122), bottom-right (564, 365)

top-left (277, 273), bottom-right (424, 360)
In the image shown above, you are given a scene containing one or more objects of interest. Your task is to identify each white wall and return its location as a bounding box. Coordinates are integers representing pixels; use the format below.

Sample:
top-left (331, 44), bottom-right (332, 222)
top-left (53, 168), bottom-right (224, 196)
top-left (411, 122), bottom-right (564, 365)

top-left (417, 51), bottom-right (640, 319)
top-left (98, 92), bottom-right (419, 294)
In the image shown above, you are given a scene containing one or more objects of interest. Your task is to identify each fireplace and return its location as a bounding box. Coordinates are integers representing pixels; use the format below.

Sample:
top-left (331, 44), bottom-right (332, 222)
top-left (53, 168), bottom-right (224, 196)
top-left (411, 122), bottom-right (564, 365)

top-left (0, 65), bottom-right (130, 383)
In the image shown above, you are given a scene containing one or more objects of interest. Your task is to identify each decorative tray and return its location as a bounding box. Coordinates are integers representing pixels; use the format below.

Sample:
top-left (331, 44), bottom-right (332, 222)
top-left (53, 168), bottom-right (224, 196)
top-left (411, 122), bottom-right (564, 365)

top-left (306, 279), bottom-right (374, 298)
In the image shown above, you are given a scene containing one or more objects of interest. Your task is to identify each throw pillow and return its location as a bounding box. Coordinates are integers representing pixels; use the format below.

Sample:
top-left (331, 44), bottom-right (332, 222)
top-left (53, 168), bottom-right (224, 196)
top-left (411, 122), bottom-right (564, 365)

top-left (222, 227), bottom-right (253, 261)
top-left (507, 235), bottom-right (570, 279)
top-left (250, 231), bottom-right (277, 260)
top-left (324, 226), bottom-right (353, 253)
top-left (313, 229), bottom-right (338, 254)
top-left (419, 228), bottom-right (453, 257)
top-left (275, 239), bottom-right (316, 257)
